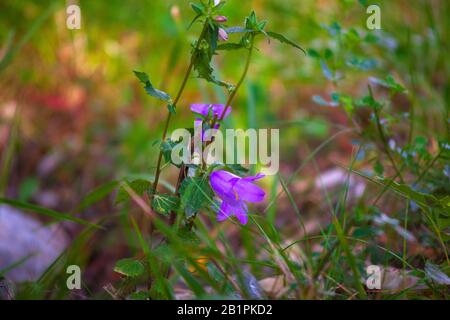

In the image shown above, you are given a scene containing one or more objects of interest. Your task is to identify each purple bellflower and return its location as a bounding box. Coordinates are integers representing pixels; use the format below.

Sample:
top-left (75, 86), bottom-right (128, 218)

top-left (209, 170), bottom-right (265, 224)
top-left (190, 103), bottom-right (232, 119)
top-left (218, 28), bottom-right (228, 41)
top-left (191, 103), bottom-right (232, 133)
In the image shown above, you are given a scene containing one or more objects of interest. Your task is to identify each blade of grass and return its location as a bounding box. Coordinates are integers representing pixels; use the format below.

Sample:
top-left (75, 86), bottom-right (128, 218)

top-left (0, 198), bottom-right (102, 229)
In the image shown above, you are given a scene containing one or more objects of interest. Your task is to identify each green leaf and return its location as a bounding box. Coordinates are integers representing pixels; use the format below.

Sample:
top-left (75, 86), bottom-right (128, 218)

top-left (193, 24), bottom-right (231, 89)
top-left (307, 48), bottom-right (321, 59)
top-left (0, 254), bottom-right (35, 278)
top-left (0, 3), bottom-right (58, 74)
top-left (191, 3), bottom-right (204, 15)
top-left (352, 172), bottom-right (450, 212)
top-left (370, 75), bottom-right (406, 93)
top-left (177, 228), bottom-right (201, 245)
top-left (0, 198), bottom-right (101, 229)
top-left (115, 179), bottom-right (152, 204)
top-left (18, 177), bottom-right (39, 202)
top-left (245, 11), bottom-right (258, 29)
top-left (133, 70), bottom-right (150, 83)
top-left (133, 70), bottom-right (172, 102)
top-left (266, 31), bottom-right (306, 53)
top-left (373, 160), bottom-right (384, 176)
top-left (114, 258), bottom-right (145, 277)
top-left (160, 138), bottom-right (182, 167)
top-left (179, 176), bottom-right (214, 218)
top-left (152, 194), bottom-right (179, 216)
top-left (347, 56), bottom-right (377, 71)
top-left (77, 180), bottom-right (119, 211)
top-left (225, 164), bottom-right (249, 176)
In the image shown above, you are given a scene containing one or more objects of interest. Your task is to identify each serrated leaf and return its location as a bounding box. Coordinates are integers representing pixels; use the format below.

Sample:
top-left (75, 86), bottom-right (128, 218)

top-left (179, 176), bottom-right (213, 218)
top-left (133, 70), bottom-right (172, 102)
top-left (193, 24), bottom-right (231, 89)
top-left (152, 194), bottom-right (179, 216)
top-left (266, 31), bottom-right (305, 53)
top-left (425, 262), bottom-right (450, 285)
top-left (160, 138), bottom-right (182, 167)
top-left (115, 179), bottom-right (152, 204)
top-left (114, 259), bottom-right (145, 277)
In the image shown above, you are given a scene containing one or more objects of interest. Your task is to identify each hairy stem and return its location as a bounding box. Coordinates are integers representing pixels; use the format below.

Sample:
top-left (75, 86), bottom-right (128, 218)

top-left (214, 34), bottom-right (255, 126)
top-left (149, 22), bottom-right (208, 204)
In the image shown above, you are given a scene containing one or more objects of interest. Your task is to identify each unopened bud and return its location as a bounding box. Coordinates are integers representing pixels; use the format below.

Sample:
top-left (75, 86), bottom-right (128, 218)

top-left (214, 15), bottom-right (228, 23)
top-left (218, 28), bottom-right (228, 41)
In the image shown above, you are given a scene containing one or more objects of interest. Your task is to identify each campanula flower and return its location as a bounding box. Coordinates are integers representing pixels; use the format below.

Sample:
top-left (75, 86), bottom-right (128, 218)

top-left (190, 103), bottom-right (232, 120)
top-left (210, 170), bottom-right (265, 224)
top-left (218, 28), bottom-right (228, 41)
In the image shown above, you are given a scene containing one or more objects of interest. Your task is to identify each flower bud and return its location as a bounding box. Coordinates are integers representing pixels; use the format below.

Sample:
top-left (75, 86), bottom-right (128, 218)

top-left (218, 28), bottom-right (228, 41)
top-left (214, 15), bottom-right (228, 23)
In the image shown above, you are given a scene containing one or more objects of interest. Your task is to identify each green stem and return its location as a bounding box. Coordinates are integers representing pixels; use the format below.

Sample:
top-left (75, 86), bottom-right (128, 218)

top-left (368, 85), bottom-right (405, 184)
top-left (373, 107), bottom-right (405, 183)
top-left (149, 22), bottom-right (208, 203)
top-left (213, 34), bottom-right (255, 127)
top-left (185, 35), bottom-right (256, 230)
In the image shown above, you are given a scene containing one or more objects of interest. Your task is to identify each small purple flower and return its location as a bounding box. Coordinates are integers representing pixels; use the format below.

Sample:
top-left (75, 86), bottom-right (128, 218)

top-left (218, 28), bottom-right (228, 41)
top-left (210, 170), bottom-right (265, 224)
top-left (190, 103), bottom-right (232, 119)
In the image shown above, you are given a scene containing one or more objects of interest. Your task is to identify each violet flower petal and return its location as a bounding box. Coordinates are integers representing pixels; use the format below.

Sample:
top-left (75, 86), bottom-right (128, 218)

top-left (210, 170), bottom-right (265, 224)
top-left (217, 201), bottom-right (232, 222)
top-left (234, 180), bottom-right (265, 203)
top-left (229, 201), bottom-right (248, 224)
top-left (218, 28), bottom-right (228, 41)
top-left (210, 170), bottom-right (239, 201)
top-left (242, 173), bottom-right (265, 182)
top-left (190, 104), bottom-right (232, 119)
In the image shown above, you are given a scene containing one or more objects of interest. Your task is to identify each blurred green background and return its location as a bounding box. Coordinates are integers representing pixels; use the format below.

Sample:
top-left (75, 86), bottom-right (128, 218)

top-left (0, 0), bottom-right (449, 299)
